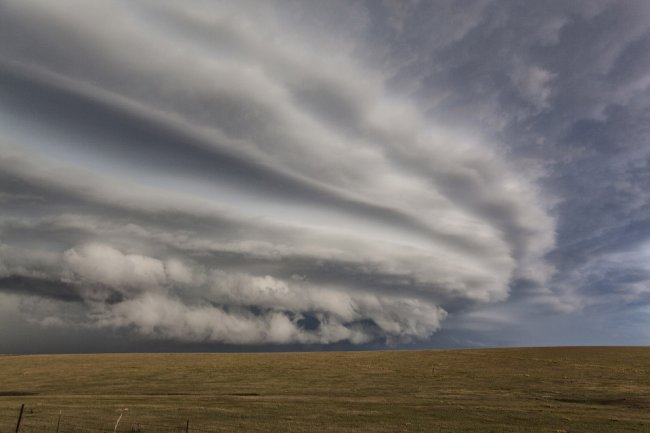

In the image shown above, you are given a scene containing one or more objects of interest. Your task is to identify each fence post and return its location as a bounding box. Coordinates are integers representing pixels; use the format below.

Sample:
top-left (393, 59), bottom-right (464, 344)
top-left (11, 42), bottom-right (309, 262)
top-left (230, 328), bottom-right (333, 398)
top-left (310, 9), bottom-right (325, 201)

top-left (55, 410), bottom-right (62, 433)
top-left (15, 404), bottom-right (24, 433)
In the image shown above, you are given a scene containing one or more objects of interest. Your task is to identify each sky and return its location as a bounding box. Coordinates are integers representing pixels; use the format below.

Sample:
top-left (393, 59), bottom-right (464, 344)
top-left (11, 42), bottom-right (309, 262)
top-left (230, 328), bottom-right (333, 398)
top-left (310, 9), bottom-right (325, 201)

top-left (0, 0), bottom-right (649, 353)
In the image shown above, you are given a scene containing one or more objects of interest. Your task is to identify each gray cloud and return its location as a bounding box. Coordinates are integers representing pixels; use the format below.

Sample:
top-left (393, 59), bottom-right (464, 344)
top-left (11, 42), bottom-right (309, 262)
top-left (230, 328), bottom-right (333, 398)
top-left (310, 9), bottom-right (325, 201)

top-left (0, 0), bottom-right (647, 350)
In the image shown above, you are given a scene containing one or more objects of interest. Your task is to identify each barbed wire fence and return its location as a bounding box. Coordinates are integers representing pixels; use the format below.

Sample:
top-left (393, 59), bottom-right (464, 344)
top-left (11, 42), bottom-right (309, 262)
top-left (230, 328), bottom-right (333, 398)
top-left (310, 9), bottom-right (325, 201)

top-left (0, 404), bottom-right (233, 433)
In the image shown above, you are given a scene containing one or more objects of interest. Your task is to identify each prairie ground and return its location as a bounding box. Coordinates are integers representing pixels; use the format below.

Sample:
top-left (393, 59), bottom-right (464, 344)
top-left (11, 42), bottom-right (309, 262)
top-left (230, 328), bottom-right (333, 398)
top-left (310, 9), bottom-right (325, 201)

top-left (0, 347), bottom-right (649, 432)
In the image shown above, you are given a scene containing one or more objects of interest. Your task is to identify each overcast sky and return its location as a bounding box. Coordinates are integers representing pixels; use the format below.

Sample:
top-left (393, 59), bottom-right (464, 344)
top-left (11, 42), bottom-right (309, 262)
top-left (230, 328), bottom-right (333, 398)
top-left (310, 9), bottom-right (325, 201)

top-left (1, 0), bottom-right (649, 353)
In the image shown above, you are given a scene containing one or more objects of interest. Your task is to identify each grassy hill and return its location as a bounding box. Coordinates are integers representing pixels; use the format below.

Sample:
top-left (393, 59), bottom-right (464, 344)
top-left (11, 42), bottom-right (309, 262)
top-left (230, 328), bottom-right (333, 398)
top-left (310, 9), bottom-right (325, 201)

top-left (0, 347), bottom-right (649, 432)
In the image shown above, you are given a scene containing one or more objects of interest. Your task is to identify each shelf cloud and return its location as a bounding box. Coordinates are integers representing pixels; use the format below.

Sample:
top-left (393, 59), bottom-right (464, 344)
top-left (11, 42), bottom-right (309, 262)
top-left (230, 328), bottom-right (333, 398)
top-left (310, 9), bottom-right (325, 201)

top-left (1, 0), bottom-right (648, 350)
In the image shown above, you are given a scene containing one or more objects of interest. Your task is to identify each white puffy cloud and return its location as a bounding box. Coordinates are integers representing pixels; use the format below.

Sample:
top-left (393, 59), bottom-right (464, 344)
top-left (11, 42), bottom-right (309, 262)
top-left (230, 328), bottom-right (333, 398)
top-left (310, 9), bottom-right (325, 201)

top-left (63, 243), bottom-right (167, 291)
top-left (94, 289), bottom-right (445, 345)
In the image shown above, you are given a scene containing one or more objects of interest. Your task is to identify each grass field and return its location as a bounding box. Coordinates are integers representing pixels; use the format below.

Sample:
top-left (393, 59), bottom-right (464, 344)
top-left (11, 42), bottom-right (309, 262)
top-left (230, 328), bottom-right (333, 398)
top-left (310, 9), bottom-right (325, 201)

top-left (0, 347), bottom-right (649, 432)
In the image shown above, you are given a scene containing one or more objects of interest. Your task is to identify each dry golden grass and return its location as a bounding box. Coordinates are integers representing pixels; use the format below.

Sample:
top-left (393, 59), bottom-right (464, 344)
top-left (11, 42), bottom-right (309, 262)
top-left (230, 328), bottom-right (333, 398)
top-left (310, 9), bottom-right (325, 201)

top-left (1, 347), bottom-right (649, 432)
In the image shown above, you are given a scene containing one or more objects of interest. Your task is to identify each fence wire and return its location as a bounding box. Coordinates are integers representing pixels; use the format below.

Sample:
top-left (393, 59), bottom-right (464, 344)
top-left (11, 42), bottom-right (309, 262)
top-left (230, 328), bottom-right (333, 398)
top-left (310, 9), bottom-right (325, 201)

top-left (0, 406), bottom-right (231, 433)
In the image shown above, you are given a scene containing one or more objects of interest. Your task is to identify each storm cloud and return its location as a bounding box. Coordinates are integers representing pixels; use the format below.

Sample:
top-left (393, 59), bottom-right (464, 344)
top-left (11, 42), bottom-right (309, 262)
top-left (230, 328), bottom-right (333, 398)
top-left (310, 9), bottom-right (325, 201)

top-left (0, 0), bottom-right (648, 350)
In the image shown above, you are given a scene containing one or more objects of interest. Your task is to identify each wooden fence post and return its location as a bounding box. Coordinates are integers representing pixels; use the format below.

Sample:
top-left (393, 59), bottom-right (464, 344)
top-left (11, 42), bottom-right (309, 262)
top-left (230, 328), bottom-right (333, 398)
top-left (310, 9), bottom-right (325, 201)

top-left (55, 410), bottom-right (62, 433)
top-left (14, 404), bottom-right (24, 433)
top-left (114, 409), bottom-right (126, 433)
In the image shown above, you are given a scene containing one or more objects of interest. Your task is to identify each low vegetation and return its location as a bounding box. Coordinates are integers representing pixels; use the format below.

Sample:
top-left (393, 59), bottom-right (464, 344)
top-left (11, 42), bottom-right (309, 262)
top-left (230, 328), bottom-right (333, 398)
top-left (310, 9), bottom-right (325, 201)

top-left (0, 347), bottom-right (649, 432)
